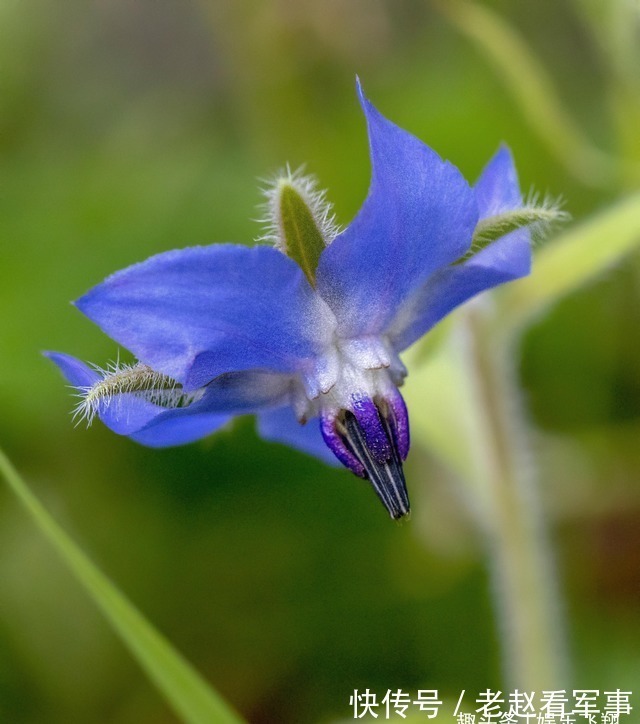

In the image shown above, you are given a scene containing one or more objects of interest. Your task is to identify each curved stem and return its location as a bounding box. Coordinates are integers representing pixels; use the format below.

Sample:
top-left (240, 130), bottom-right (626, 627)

top-left (435, 0), bottom-right (640, 188)
top-left (465, 308), bottom-right (568, 689)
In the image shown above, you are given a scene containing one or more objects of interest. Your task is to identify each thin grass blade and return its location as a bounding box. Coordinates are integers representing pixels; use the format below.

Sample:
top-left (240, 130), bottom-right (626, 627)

top-left (0, 448), bottom-right (244, 724)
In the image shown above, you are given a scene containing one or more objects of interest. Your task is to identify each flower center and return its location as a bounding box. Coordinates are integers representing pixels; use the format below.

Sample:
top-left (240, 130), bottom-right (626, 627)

top-left (296, 336), bottom-right (411, 520)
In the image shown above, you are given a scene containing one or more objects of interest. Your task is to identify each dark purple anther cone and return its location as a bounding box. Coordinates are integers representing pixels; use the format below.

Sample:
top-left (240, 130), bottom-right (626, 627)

top-left (320, 393), bottom-right (411, 520)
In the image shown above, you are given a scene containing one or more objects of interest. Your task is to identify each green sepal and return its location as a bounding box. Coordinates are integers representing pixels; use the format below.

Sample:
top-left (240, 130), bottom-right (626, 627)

top-left (455, 206), bottom-right (568, 265)
top-left (278, 183), bottom-right (326, 285)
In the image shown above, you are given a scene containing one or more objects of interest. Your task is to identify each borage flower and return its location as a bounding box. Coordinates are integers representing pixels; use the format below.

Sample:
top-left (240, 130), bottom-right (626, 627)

top-left (48, 81), bottom-right (558, 520)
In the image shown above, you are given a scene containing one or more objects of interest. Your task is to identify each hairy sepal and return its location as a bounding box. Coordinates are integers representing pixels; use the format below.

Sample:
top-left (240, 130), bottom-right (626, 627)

top-left (257, 167), bottom-right (339, 285)
top-left (74, 362), bottom-right (202, 425)
top-left (461, 202), bottom-right (569, 264)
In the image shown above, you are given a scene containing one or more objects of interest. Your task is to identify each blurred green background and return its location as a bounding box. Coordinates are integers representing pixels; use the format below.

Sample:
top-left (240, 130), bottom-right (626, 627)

top-left (1, 0), bottom-right (640, 721)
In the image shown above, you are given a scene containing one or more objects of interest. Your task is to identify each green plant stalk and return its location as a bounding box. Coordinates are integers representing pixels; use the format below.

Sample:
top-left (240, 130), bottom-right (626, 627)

top-left (409, 182), bottom-right (640, 689)
top-left (0, 448), bottom-right (244, 724)
top-left (464, 308), bottom-right (567, 689)
top-left (435, 0), bottom-right (640, 188)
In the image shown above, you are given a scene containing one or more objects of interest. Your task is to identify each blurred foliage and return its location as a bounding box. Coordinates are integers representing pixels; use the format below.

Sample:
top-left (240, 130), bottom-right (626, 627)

top-left (1, 0), bottom-right (640, 722)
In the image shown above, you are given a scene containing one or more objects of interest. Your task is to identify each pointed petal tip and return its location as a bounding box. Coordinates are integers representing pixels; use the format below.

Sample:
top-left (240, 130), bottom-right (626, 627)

top-left (42, 349), bottom-right (76, 369)
top-left (43, 351), bottom-right (100, 387)
top-left (74, 288), bottom-right (99, 316)
top-left (354, 75), bottom-right (375, 116)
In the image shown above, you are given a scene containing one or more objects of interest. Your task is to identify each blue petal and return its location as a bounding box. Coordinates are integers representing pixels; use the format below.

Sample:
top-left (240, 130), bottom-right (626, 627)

top-left (473, 145), bottom-right (530, 279)
top-left (44, 352), bottom-right (101, 388)
top-left (202, 370), bottom-right (295, 412)
top-left (116, 395), bottom-right (233, 447)
top-left (47, 353), bottom-right (294, 448)
top-left (475, 144), bottom-right (523, 216)
top-left (132, 370), bottom-right (296, 447)
top-left (129, 411), bottom-right (232, 447)
top-left (316, 80), bottom-right (478, 338)
top-left (47, 352), bottom-right (230, 444)
top-left (76, 244), bottom-right (335, 390)
top-left (388, 147), bottom-right (531, 350)
top-left (127, 402), bottom-right (230, 448)
top-left (257, 407), bottom-right (341, 467)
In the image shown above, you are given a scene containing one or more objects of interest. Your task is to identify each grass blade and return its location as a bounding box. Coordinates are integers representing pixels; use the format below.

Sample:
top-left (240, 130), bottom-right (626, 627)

top-left (0, 448), bottom-right (244, 724)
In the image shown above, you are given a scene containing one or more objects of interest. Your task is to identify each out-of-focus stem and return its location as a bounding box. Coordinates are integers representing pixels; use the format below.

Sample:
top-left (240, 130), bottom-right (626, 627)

top-left (434, 0), bottom-right (640, 188)
top-left (465, 307), bottom-right (567, 689)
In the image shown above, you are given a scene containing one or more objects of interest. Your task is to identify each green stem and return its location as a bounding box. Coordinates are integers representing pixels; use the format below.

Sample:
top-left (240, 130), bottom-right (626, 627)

top-left (0, 448), bottom-right (244, 724)
top-left (465, 308), bottom-right (568, 689)
top-left (435, 0), bottom-right (640, 188)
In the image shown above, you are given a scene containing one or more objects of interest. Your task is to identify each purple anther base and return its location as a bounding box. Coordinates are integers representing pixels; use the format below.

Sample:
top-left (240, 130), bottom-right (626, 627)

top-left (320, 411), bottom-right (366, 477)
top-left (351, 396), bottom-right (392, 465)
top-left (386, 387), bottom-right (410, 461)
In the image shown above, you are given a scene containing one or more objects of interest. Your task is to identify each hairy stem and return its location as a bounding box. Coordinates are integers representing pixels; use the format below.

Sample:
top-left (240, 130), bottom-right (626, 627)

top-left (465, 307), bottom-right (568, 689)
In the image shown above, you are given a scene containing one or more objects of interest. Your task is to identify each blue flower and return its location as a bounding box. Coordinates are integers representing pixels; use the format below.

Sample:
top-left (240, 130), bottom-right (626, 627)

top-left (48, 81), bottom-right (533, 519)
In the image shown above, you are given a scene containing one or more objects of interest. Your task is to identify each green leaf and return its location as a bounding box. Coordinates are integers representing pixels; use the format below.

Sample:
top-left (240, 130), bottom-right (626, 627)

top-left (497, 191), bottom-right (640, 333)
top-left (0, 448), bottom-right (245, 724)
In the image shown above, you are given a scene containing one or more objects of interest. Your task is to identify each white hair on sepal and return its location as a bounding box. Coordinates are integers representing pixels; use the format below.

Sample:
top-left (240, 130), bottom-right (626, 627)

top-left (506, 189), bottom-right (571, 243)
top-left (467, 190), bottom-right (571, 261)
top-left (71, 361), bottom-right (204, 427)
top-left (521, 187), bottom-right (571, 245)
top-left (255, 164), bottom-right (342, 248)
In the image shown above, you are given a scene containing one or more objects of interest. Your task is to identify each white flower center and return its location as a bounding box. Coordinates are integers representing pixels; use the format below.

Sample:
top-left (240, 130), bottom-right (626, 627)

top-left (293, 334), bottom-right (406, 422)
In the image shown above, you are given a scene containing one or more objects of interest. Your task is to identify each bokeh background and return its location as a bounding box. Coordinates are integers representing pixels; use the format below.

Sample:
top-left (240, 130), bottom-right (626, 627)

top-left (2, 0), bottom-right (640, 721)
